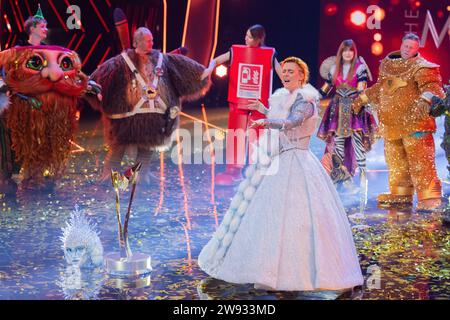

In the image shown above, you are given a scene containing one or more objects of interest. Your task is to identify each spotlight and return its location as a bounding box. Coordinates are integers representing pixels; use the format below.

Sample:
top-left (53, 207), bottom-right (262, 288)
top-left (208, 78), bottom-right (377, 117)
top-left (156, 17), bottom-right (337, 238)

top-left (374, 33), bottom-right (382, 41)
top-left (215, 65), bottom-right (228, 78)
top-left (324, 3), bottom-right (338, 16)
top-left (350, 10), bottom-right (367, 27)
top-left (371, 42), bottom-right (383, 56)
top-left (4, 14), bottom-right (11, 33)
top-left (374, 8), bottom-right (385, 21)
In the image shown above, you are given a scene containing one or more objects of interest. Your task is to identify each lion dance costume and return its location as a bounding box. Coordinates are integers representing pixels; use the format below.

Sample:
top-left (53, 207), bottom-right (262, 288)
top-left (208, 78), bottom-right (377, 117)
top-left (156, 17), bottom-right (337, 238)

top-left (354, 51), bottom-right (444, 208)
top-left (0, 46), bottom-right (90, 189)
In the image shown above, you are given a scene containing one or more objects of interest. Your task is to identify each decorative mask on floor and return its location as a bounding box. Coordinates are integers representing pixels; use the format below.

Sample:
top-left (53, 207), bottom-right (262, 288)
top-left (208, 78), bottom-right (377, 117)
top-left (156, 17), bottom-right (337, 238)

top-left (61, 206), bottom-right (104, 268)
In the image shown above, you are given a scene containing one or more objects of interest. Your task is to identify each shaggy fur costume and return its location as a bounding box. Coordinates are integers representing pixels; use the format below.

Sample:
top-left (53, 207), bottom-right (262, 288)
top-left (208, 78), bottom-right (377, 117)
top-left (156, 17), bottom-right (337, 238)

top-left (88, 49), bottom-right (209, 180)
top-left (90, 49), bottom-right (209, 146)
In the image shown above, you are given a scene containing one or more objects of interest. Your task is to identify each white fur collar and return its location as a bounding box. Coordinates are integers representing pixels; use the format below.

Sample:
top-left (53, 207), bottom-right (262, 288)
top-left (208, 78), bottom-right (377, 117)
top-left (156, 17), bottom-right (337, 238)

top-left (267, 83), bottom-right (320, 119)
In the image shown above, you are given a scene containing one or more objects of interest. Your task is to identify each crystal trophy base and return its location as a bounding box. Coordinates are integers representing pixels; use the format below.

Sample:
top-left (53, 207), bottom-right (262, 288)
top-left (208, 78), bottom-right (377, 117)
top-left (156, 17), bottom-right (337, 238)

top-left (107, 274), bottom-right (152, 289)
top-left (105, 252), bottom-right (152, 277)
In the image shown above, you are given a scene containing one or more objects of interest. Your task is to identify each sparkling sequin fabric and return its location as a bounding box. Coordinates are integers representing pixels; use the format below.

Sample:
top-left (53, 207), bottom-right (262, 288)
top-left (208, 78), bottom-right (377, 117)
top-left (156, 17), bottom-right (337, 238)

top-left (364, 51), bottom-right (444, 140)
top-left (359, 51), bottom-right (445, 202)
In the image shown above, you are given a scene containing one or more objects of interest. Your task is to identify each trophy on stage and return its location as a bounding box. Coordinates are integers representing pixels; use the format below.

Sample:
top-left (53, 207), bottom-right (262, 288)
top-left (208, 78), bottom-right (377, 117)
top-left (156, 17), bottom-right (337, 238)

top-left (104, 162), bottom-right (152, 277)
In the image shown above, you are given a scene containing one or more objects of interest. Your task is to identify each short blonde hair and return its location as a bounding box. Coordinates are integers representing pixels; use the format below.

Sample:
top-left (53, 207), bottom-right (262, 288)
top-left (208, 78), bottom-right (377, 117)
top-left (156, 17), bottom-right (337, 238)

top-left (281, 56), bottom-right (309, 86)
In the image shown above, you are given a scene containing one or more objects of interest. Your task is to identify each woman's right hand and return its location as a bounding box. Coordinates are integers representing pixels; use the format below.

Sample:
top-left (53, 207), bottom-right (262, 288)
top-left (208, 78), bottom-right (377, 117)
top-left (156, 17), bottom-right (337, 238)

top-left (241, 99), bottom-right (269, 115)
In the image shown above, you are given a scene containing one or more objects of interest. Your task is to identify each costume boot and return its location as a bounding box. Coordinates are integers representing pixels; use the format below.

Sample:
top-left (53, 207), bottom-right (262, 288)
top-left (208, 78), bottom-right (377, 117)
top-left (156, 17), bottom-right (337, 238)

top-left (417, 178), bottom-right (442, 211)
top-left (377, 191), bottom-right (413, 206)
top-left (330, 154), bottom-right (352, 186)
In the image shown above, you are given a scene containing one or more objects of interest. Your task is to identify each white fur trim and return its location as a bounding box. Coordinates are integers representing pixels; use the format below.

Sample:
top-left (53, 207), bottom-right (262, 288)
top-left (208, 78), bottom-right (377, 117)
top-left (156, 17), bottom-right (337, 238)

top-left (0, 94), bottom-right (10, 114)
top-left (215, 246), bottom-right (227, 259)
top-left (267, 84), bottom-right (320, 120)
top-left (237, 179), bottom-right (250, 193)
top-left (244, 165), bottom-right (256, 178)
top-left (222, 233), bottom-right (234, 248)
top-left (229, 216), bottom-right (241, 232)
top-left (229, 193), bottom-right (244, 210)
top-left (237, 200), bottom-right (249, 216)
top-left (243, 185), bottom-right (256, 200)
top-left (216, 225), bottom-right (228, 240)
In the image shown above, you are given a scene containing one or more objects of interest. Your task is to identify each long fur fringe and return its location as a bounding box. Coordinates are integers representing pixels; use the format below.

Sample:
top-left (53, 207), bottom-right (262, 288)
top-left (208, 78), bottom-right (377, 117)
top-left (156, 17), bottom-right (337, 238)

top-left (7, 94), bottom-right (77, 182)
top-left (0, 93), bottom-right (10, 114)
top-left (90, 49), bottom-right (210, 146)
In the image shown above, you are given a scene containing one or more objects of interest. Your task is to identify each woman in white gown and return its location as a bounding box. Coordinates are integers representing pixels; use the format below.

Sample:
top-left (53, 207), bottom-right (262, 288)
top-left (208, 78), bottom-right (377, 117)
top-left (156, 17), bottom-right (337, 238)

top-left (198, 57), bottom-right (363, 291)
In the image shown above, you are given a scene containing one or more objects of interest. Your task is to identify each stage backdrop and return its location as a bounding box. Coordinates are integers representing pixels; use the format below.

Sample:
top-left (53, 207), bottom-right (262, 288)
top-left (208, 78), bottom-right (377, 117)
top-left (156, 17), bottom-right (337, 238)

top-left (0, 1), bottom-right (322, 109)
top-left (0, 0), bottom-right (189, 74)
top-left (319, 0), bottom-right (450, 86)
top-left (201, 0), bottom-right (321, 108)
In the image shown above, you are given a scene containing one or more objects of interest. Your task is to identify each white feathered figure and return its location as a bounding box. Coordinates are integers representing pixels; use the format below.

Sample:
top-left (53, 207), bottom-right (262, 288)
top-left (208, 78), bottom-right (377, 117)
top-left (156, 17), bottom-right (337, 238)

top-left (61, 206), bottom-right (104, 268)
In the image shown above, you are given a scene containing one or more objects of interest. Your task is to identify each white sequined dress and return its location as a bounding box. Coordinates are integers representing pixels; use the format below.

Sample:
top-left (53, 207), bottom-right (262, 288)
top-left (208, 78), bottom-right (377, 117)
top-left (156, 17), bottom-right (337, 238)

top-left (198, 85), bottom-right (364, 291)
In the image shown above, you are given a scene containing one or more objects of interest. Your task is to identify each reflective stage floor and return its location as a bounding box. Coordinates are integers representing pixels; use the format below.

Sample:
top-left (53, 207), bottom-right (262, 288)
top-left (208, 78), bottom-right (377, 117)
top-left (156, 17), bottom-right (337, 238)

top-left (0, 108), bottom-right (448, 300)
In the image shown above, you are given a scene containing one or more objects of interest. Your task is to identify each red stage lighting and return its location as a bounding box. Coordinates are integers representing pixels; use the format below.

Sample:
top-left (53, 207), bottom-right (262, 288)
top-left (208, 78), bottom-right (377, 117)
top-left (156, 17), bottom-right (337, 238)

top-left (350, 10), bottom-right (366, 27)
top-left (374, 33), bottom-right (382, 41)
top-left (4, 14), bottom-right (12, 33)
top-left (371, 42), bottom-right (383, 56)
top-left (324, 3), bottom-right (338, 16)
top-left (374, 8), bottom-right (386, 21)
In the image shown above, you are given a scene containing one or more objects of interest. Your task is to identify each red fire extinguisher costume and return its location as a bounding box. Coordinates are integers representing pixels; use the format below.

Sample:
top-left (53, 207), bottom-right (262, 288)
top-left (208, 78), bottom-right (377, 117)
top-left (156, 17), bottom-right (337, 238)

top-left (217, 45), bottom-right (276, 185)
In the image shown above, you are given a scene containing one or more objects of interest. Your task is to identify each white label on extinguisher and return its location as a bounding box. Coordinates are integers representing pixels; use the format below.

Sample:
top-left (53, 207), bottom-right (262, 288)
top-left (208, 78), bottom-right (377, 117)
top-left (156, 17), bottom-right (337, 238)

top-left (237, 63), bottom-right (263, 99)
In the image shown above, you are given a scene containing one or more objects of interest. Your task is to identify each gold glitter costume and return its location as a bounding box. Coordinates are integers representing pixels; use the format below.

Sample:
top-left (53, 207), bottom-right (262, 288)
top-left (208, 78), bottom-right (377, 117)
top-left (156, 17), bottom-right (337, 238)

top-left (353, 51), bottom-right (444, 206)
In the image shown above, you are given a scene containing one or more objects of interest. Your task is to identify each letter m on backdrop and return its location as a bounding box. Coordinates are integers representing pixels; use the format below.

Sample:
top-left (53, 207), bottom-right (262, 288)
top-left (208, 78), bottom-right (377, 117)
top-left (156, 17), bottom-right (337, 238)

top-left (420, 10), bottom-right (450, 48)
